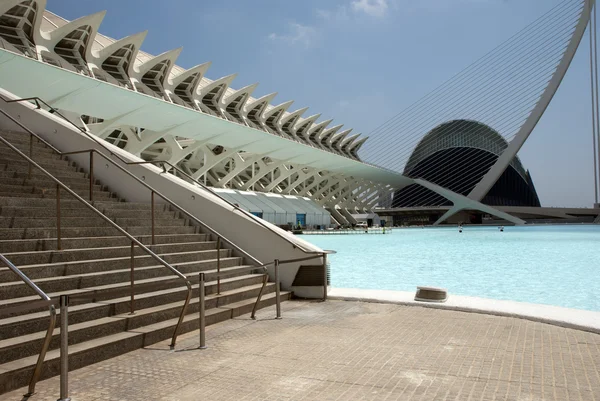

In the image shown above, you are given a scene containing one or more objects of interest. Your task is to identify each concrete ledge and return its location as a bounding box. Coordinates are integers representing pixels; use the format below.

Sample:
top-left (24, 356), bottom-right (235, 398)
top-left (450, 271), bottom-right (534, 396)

top-left (329, 287), bottom-right (600, 335)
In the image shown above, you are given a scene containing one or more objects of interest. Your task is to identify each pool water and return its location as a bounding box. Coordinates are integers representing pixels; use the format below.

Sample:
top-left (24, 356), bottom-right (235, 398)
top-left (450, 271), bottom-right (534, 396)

top-left (303, 225), bottom-right (600, 311)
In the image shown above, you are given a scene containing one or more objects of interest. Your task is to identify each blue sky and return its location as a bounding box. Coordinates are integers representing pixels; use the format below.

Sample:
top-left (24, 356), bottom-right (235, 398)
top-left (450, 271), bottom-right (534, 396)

top-left (48, 0), bottom-right (598, 207)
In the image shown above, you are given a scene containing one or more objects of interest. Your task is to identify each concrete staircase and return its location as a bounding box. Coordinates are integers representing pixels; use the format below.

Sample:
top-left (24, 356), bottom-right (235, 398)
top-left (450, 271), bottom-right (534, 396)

top-left (0, 131), bottom-right (290, 394)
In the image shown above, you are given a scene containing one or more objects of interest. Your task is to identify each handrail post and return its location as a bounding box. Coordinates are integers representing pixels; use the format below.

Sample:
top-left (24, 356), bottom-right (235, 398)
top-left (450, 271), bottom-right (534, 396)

top-left (170, 280), bottom-right (192, 349)
top-left (58, 295), bottom-right (70, 401)
top-left (251, 272), bottom-right (268, 320)
top-left (56, 184), bottom-right (61, 250)
top-left (216, 237), bottom-right (221, 295)
top-left (0, 254), bottom-right (56, 396)
top-left (28, 132), bottom-right (33, 179)
top-left (89, 150), bottom-right (94, 202)
top-left (26, 304), bottom-right (56, 396)
top-left (322, 253), bottom-right (328, 301)
top-left (130, 241), bottom-right (135, 314)
top-left (323, 253), bottom-right (327, 301)
top-left (198, 273), bottom-right (206, 349)
top-left (275, 259), bottom-right (281, 319)
top-left (151, 191), bottom-right (155, 245)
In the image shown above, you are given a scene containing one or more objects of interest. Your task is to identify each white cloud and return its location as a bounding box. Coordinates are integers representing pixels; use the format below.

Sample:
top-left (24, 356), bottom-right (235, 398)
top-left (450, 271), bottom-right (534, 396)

top-left (317, 6), bottom-right (350, 21)
top-left (268, 23), bottom-right (317, 48)
top-left (316, 9), bottom-right (332, 19)
top-left (351, 0), bottom-right (389, 17)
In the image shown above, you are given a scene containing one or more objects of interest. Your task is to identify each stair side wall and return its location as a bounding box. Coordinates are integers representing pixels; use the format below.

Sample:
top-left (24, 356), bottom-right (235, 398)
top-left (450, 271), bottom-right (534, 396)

top-left (0, 91), bottom-right (325, 297)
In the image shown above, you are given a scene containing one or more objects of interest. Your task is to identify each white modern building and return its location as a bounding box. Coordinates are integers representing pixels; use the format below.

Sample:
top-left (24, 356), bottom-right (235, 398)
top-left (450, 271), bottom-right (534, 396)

top-left (0, 0), bottom-right (597, 225)
top-left (0, 1), bottom-right (599, 394)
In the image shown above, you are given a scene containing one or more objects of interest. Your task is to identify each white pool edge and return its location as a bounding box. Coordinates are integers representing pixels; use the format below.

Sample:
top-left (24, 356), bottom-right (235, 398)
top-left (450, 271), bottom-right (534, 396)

top-left (328, 288), bottom-right (600, 334)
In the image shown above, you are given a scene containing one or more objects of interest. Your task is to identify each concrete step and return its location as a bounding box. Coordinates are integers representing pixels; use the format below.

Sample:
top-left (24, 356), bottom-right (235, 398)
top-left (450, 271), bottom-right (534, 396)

top-left (0, 198), bottom-right (171, 213)
top-left (1, 240), bottom-right (218, 267)
top-left (95, 201), bottom-right (171, 211)
top-left (0, 185), bottom-right (116, 202)
top-left (98, 209), bottom-right (179, 220)
top-left (0, 130), bottom-right (48, 143)
top-left (0, 145), bottom-right (66, 159)
top-left (0, 290), bottom-right (290, 394)
top-left (0, 167), bottom-right (88, 182)
top-left (0, 280), bottom-right (276, 363)
top-left (0, 143), bottom-right (56, 158)
top-left (0, 192), bottom-right (48, 199)
top-left (0, 143), bottom-right (55, 156)
top-left (0, 165), bottom-right (82, 182)
top-left (1, 247), bottom-right (232, 278)
top-left (110, 217), bottom-right (187, 228)
top-left (0, 224), bottom-right (197, 240)
top-left (0, 268), bottom-right (260, 336)
top-left (0, 214), bottom-right (184, 229)
top-left (0, 206), bottom-right (103, 219)
top-left (0, 136), bottom-right (56, 153)
top-left (0, 164), bottom-right (80, 179)
top-left (0, 196), bottom-right (92, 209)
top-left (0, 183), bottom-right (115, 198)
top-left (0, 252), bottom-right (238, 298)
top-left (0, 155), bottom-right (78, 170)
top-left (0, 267), bottom-right (258, 322)
top-left (1, 176), bottom-right (103, 192)
top-left (0, 206), bottom-right (178, 221)
top-left (0, 233), bottom-right (210, 253)
top-left (0, 147), bottom-right (63, 161)
top-left (0, 216), bottom-right (116, 229)
top-left (0, 198), bottom-right (145, 213)
top-left (0, 195), bottom-right (119, 205)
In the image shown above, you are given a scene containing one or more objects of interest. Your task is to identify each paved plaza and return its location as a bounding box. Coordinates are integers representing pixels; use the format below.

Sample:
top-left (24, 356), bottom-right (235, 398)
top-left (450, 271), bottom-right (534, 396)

top-left (5, 300), bottom-right (600, 400)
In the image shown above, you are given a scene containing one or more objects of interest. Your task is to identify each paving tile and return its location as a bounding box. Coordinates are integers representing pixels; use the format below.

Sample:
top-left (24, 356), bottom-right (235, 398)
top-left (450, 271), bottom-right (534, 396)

top-left (3, 300), bottom-right (600, 400)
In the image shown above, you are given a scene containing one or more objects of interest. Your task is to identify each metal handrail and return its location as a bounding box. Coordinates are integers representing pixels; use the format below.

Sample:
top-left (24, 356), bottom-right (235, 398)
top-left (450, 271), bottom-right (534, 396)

top-left (0, 134), bottom-right (192, 349)
top-left (59, 147), bottom-right (262, 267)
top-left (0, 93), bottom-right (338, 398)
top-left (0, 96), bottom-right (264, 265)
top-left (0, 254), bottom-right (56, 396)
top-left (1, 94), bottom-right (334, 323)
top-left (2, 95), bottom-right (322, 255)
top-left (198, 250), bottom-right (335, 349)
top-left (201, 248), bottom-right (333, 315)
top-left (30, 250), bottom-right (332, 400)
top-left (125, 159), bottom-right (322, 254)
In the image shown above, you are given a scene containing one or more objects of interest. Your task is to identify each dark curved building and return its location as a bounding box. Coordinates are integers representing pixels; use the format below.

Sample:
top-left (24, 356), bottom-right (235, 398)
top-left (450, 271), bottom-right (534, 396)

top-left (392, 120), bottom-right (540, 208)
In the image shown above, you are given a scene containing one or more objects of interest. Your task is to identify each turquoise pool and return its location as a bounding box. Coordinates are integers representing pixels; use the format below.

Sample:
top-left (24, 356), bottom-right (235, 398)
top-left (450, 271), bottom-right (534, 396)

top-left (303, 225), bottom-right (600, 311)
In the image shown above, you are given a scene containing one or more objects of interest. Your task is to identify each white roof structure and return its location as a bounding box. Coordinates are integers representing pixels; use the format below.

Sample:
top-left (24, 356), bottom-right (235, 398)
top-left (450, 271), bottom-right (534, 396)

top-left (212, 188), bottom-right (330, 227)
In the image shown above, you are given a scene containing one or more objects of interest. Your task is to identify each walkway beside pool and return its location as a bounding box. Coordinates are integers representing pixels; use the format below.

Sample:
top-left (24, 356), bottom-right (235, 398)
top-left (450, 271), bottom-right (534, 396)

top-left (329, 288), bottom-right (600, 335)
top-left (5, 300), bottom-right (600, 400)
